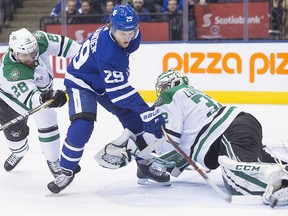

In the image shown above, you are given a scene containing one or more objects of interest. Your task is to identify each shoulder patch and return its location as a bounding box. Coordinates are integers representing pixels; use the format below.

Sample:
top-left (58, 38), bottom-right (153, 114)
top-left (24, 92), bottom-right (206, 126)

top-left (33, 31), bottom-right (45, 40)
top-left (9, 68), bottom-right (21, 81)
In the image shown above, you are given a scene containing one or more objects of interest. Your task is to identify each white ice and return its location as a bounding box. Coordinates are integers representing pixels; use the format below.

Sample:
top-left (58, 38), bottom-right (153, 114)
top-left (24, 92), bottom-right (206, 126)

top-left (0, 79), bottom-right (287, 216)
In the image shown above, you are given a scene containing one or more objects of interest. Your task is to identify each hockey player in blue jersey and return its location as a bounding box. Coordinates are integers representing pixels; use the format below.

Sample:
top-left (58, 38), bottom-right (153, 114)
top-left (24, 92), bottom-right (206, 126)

top-left (47, 3), bottom-right (169, 194)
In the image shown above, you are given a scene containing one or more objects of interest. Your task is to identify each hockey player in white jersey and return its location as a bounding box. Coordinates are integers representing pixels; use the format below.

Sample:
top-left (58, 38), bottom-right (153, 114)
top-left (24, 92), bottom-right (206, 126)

top-left (0, 28), bottom-right (80, 177)
top-left (96, 69), bottom-right (288, 207)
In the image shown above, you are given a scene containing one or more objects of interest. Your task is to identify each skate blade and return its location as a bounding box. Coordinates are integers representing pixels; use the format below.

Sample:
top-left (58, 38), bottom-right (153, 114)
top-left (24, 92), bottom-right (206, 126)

top-left (137, 178), bottom-right (171, 187)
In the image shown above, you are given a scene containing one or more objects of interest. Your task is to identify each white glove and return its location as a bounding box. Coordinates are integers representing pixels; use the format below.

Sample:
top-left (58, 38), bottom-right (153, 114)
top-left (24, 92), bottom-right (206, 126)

top-left (263, 164), bottom-right (288, 207)
top-left (94, 141), bottom-right (138, 169)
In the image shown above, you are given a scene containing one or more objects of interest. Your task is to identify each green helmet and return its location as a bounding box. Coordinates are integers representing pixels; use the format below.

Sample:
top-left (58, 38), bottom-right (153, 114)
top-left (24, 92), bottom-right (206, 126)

top-left (155, 69), bottom-right (189, 96)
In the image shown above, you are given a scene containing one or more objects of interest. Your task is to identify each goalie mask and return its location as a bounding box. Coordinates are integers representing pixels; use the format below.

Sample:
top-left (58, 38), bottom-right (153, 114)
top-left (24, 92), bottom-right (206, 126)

top-left (9, 28), bottom-right (39, 66)
top-left (155, 69), bottom-right (189, 96)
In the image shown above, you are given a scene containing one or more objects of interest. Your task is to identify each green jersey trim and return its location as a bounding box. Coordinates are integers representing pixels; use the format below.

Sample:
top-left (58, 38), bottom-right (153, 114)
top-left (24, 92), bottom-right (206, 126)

top-left (0, 90), bottom-right (30, 111)
top-left (63, 39), bottom-right (73, 57)
top-left (155, 84), bottom-right (190, 106)
top-left (193, 106), bottom-right (237, 161)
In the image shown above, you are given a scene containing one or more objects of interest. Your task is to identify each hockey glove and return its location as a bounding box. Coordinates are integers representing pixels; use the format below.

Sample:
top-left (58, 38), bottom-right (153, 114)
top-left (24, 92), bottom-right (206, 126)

top-left (40, 90), bottom-right (67, 108)
top-left (140, 106), bottom-right (165, 139)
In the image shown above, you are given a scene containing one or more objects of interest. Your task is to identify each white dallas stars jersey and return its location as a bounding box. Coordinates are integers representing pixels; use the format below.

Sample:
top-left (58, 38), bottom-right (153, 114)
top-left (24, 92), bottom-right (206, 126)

top-left (154, 84), bottom-right (242, 169)
top-left (0, 30), bottom-right (80, 114)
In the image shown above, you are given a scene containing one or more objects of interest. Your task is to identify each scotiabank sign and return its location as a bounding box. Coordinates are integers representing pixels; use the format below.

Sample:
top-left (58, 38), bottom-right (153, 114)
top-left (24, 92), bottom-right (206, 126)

top-left (195, 2), bottom-right (270, 39)
top-left (45, 22), bottom-right (169, 43)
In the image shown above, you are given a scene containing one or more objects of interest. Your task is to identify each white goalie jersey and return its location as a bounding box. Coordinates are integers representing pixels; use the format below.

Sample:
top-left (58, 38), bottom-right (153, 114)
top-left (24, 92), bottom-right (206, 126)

top-left (154, 84), bottom-right (242, 170)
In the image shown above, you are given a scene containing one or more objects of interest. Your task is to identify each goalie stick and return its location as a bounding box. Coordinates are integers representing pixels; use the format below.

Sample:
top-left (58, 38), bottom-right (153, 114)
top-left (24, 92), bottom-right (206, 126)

top-left (161, 127), bottom-right (232, 203)
top-left (0, 98), bottom-right (55, 132)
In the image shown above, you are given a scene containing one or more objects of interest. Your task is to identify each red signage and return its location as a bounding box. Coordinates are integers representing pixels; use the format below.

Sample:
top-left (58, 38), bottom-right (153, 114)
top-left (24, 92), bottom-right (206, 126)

top-left (50, 56), bottom-right (70, 78)
top-left (195, 2), bottom-right (270, 39)
top-left (45, 22), bottom-right (169, 43)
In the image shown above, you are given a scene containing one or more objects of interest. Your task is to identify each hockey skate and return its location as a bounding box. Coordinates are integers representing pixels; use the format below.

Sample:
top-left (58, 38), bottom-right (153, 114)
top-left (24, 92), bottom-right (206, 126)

top-left (4, 153), bottom-right (24, 171)
top-left (47, 159), bottom-right (61, 177)
top-left (137, 162), bottom-right (171, 186)
top-left (47, 165), bottom-right (81, 194)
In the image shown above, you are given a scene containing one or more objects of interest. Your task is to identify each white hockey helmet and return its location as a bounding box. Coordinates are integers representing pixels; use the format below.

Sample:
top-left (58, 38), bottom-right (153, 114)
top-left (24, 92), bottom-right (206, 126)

top-left (9, 28), bottom-right (39, 63)
top-left (155, 69), bottom-right (189, 96)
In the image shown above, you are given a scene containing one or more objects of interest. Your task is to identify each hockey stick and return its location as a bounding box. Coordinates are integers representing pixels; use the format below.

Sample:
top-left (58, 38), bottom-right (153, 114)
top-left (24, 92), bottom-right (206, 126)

top-left (161, 127), bottom-right (232, 203)
top-left (0, 99), bottom-right (55, 132)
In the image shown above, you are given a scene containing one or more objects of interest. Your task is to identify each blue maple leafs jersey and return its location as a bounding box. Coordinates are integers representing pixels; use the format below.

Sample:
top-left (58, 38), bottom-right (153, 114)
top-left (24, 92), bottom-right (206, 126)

top-left (65, 26), bottom-right (150, 114)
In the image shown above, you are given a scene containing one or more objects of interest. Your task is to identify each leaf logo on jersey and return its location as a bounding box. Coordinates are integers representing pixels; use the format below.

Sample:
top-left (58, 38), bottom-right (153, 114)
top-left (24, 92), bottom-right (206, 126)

top-left (9, 69), bottom-right (20, 81)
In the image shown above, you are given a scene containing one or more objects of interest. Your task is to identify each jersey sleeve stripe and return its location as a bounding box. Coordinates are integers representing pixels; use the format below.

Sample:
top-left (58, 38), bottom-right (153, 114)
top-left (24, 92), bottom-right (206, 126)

top-left (106, 82), bottom-right (130, 92)
top-left (63, 38), bottom-right (73, 57)
top-left (57, 35), bottom-right (65, 57)
top-left (111, 89), bottom-right (137, 103)
top-left (65, 73), bottom-right (96, 92)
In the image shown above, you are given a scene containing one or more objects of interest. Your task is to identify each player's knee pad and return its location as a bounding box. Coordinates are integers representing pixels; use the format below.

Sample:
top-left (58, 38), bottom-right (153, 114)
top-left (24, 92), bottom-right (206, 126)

top-left (33, 108), bottom-right (58, 129)
top-left (4, 121), bottom-right (29, 142)
top-left (66, 118), bottom-right (94, 147)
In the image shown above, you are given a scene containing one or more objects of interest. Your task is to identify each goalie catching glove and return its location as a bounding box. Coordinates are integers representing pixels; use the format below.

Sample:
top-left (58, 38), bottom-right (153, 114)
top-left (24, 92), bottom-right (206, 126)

top-left (94, 128), bottom-right (139, 169)
top-left (94, 129), bottom-right (166, 169)
top-left (94, 139), bottom-right (139, 169)
top-left (40, 89), bottom-right (67, 108)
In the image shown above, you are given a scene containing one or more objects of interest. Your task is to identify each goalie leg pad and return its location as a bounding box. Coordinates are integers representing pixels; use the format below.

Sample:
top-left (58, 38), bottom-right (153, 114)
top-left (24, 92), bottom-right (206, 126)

top-left (219, 155), bottom-right (288, 206)
top-left (151, 150), bottom-right (189, 177)
top-left (218, 155), bottom-right (272, 196)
